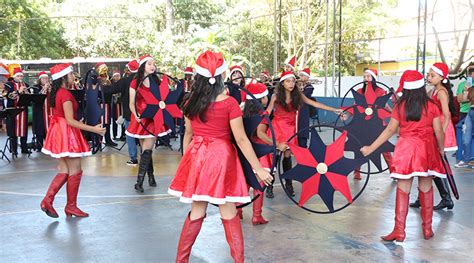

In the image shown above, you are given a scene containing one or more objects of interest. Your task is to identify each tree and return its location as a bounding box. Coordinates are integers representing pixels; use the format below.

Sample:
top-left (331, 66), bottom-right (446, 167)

top-left (0, 0), bottom-right (73, 59)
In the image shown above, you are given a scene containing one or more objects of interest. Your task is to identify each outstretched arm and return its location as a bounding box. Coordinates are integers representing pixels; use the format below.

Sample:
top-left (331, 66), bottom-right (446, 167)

top-left (360, 117), bottom-right (399, 156)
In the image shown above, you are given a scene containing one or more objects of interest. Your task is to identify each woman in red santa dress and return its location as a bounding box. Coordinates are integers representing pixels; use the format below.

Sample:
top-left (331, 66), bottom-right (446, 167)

top-left (361, 70), bottom-right (446, 241)
top-left (40, 63), bottom-right (106, 218)
top-left (126, 54), bottom-right (169, 193)
top-left (410, 62), bottom-right (457, 210)
top-left (168, 51), bottom-right (273, 262)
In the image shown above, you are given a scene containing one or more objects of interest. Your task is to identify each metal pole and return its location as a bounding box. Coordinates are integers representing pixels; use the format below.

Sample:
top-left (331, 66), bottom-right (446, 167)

top-left (249, 17), bottom-right (252, 76)
top-left (324, 0), bottom-right (329, 97)
top-left (422, 0), bottom-right (427, 76)
top-left (378, 37), bottom-right (381, 77)
top-left (337, 0), bottom-right (342, 97)
top-left (332, 0), bottom-right (337, 97)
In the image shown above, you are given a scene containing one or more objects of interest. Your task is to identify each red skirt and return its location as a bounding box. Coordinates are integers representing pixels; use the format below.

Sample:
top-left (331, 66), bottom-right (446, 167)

top-left (125, 114), bottom-right (170, 138)
top-left (168, 136), bottom-right (251, 205)
top-left (267, 118), bottom-right (297, 144)
top-left (390, 135), bottom-right (446, 179)
top-left (41, 116), bottom-right (91, 158)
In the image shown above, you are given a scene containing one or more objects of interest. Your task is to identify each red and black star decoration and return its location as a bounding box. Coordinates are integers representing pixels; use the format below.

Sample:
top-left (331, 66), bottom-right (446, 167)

top-left (281, 129), bottom-right (367, 212)
top-left (139, 75), bottom-right (183, 137)
top-left (235, 112), bottom-right (276, 192)
top-left (340, 82), bottom-right (395, 172)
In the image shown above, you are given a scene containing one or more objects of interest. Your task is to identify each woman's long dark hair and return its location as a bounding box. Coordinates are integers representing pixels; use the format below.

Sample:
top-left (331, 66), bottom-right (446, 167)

top-left (134, 63), bottom-right (160, 89)
top-left (361, 79), bottom-right (378, 93)
top-left (182, 74), bottom-right (226, 122)
top-left (50, 76), bottom-right (68, 107)
top-left (439, 79), bottom-right (456, 117)
top-left (276, 80), bottom-right (303, 111)
top-left (398, 87), bottom-right (432, 121)
top-left (243, 99), bottom-right (263, 118)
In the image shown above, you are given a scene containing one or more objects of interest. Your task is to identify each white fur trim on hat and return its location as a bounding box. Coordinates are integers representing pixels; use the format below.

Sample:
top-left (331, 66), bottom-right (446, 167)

top-left (364, 69), bottom-right (377, 81)
top-left (280, 73), bottom-right (295, 82)
top-left (51, 66), bottom-right (73, 81)
top-left (139, 56), bottom-right (153, 66)
top-left (38, 73), bottom-right (48, 78)
top-left (13, 72), bottom-right (24, 77)
top-left (246, 89), bottom-right (269, 99)
top-left (403, 79), bottom-right (425, 90)
top-left (430, 65), bottom-right (444, 78)
top-left (195, 62), bottom-right (228, 79)
top-left (300, 71), bottom-right (310, 77)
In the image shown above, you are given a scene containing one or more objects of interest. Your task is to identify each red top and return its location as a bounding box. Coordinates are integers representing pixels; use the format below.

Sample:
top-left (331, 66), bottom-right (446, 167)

top-left (190, 96), bottom-right (243, 139)
top-left (391, 101), bottom-right (441, 138)
top-left (356, 86), bottom-right (387, 97)
top-left (130, 78), bottom-right (150, 114)
top-left (53, 87), bottom-right (78, 118)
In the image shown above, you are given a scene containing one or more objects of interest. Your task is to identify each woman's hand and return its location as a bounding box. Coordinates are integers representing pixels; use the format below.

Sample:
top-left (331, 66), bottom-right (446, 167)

top-left (277, 142), bottom-right (289, 152)
top-left (135, 115), bottom-right (141, 123)
top-left (360, 146), bottom-right (372, 157)
top-left (255, 168), bottom-right (273, 186)
top-left (93, 124), bottom-right (106, 136)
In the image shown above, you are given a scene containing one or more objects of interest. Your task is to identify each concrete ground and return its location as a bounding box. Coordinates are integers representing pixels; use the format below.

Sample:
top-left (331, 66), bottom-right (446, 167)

top-left (0, 130), bottom-right (473, 263)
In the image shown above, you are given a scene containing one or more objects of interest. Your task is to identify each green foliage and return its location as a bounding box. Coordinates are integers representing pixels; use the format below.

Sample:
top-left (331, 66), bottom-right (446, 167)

top-left (0, 0), bottom-right (74, 59)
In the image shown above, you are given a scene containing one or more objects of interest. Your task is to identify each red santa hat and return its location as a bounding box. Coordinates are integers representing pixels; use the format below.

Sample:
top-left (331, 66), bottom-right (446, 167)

top-left (246, 82), bottom-right (268, 99)
top-left (184, 67), bottom-right (194, 75)
top-left (430, 62), bottom-right (449, 84)
top-left (138, 54), bottom-right (153, 66)
top-left (126, 59), bottom-right (139, 73)
top-left (364, 68), bottom-right (378, 81)
top-left (399, 70), bottom-right (425, 91)
top-left (195, 50), bottom-right (227, 85)
top-left (230, 65), bottom-right (244, 76)
top-left (261, 70), bottom-right (270, 78)
top-left (50, 63), bottom-right (73, 81)
top-left (284, 55), bottom-right (296, 69)
top-left (300, 67), bottom-right (311, 77)
top-left (280, 71), bottom-right (295, 82)
top-left (12, 67), bottom-right (23, 77)
top-left (112, 70), bottom-right (121, 77)
top-left (38, 71), bottom-right (48, 78)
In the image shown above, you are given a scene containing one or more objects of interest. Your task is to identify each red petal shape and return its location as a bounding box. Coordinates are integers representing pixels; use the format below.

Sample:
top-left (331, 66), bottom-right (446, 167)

top-left (324, 131), bottom-right (347, 166)
top-left (153, 109), bottom-right (164, 134)
top-left (365, 81), bottom-right (377, 105)
top-left (299, 173), bottom-right (320, 206)
top-left (289, 143), bottom-right (318, 168)
top-left (341, 106), bottom-right (354, 115)
top-left (325, 172), bottom-right (353, 203)
top-left (165, 104), bottom-right (182, 118)
top-left (142, 89), bottom-right (159, 104)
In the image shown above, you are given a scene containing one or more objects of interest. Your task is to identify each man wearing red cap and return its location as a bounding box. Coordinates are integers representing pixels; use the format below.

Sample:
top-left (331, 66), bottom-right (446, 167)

top-left (4, 67), bottom-right (29, 154)
top-left (297, 67), bottom-right (315, 148)
top-left (30, 71), bottom-right (53, 150)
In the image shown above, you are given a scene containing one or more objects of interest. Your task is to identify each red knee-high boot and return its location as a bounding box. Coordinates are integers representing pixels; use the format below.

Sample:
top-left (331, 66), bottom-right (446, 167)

top-left (40, 173), bottom-right (68, 218)
top-left (65, 171), bottom-right (89, 217)
top-left (382, 152), bottom-right (393, 172)
top-left (252, 190), bottom-right (268, 225)
top-left (419, 187), bottom-right (434, 240)
top-left (176, 212), bottom-right (205, 263)
top-left (222, 214), bottom-right (245, 263)
top-left (382, 188), bottom-right (409, 242)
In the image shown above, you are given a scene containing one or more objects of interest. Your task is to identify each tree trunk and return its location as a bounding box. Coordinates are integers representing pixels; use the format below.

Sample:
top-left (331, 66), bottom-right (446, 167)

top-left (165, 0), bottom-right (175, 33)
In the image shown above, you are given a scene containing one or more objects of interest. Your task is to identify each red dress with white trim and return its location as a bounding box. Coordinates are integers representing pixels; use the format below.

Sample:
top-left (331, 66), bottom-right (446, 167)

top-left (125, 79), bottom-right (170, 138)
top-left (254, 123), bottom-right (272, 171)
top-left (41, 88), bottom-right (91, 158)
top-left (431, 89), bottom-right (457, 152)
top-left (267, 103), bottom-right (298, 145)
top-left (389, 102), bottom-right (446, 179)
top-left (168, 96), bottom-right (251, 205)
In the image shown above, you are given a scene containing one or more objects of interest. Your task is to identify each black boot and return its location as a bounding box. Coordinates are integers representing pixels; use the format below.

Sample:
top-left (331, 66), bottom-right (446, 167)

top-left (433, 177), bottom-right (454, 210)
top-left (135, 150), bottom-right (152, 193)
top-left (148, 154), bottom-right (157, 187)
top-left (282, 157), bottom-right (295, 197)
top-left (265, 185), bottom-right (274, 198)
top-left (104, 124), bottom-right (118, 146)
top-left (409, 198), bottom-right (421, 208)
